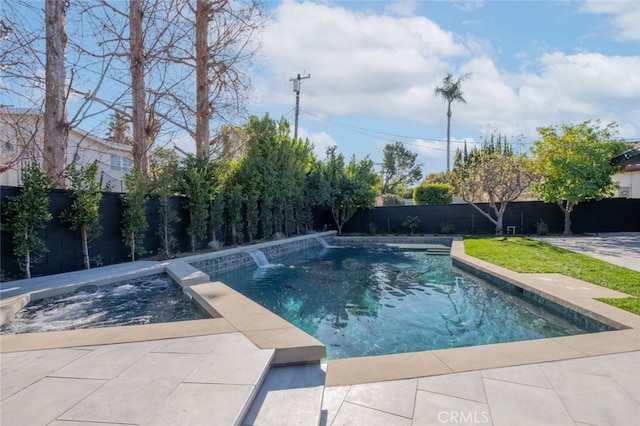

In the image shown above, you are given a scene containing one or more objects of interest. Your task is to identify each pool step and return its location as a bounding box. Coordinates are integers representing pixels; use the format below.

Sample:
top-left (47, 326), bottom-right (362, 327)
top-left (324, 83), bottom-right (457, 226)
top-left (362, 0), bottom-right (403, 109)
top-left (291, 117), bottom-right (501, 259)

top-left (424, 246), bottom-right (451, 255)
top-left (241, 364), bottom-right (326, 426)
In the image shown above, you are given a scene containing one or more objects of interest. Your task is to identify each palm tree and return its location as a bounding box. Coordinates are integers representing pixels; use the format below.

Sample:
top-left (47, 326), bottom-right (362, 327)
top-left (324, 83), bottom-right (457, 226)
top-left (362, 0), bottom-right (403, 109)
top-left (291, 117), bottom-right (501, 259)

top-left (435, 73), bottom-right (470, 171)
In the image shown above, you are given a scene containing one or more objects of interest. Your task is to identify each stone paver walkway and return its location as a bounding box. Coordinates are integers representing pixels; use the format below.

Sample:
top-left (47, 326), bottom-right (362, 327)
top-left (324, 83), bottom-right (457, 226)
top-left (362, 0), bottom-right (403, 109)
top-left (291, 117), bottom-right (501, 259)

top-left (321, 350), bottom-right (640, 425)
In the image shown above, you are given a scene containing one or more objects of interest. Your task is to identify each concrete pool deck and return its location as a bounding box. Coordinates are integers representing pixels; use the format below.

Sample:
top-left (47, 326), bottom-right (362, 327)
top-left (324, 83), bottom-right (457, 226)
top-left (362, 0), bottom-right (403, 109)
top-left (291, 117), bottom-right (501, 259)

top-left (1, 233), bottom-right (640, 424)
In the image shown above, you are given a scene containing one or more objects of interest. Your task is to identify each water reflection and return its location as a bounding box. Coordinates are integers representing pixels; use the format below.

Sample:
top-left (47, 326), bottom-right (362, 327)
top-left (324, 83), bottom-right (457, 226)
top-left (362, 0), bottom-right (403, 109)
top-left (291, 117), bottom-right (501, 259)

top-left (214, 247), bottom-right (589, 359)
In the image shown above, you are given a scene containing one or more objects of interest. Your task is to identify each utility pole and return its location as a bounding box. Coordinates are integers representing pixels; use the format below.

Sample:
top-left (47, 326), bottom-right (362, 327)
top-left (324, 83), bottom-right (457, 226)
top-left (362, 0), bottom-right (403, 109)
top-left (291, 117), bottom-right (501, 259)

top-left (290, 73), bottom-right (310, 140)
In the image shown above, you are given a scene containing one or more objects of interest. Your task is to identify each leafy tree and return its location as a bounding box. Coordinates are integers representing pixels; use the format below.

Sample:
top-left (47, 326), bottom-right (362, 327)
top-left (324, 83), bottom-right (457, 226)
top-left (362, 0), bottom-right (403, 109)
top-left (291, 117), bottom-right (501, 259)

top-left (121, 167), bottom-right (149, 261)
top-left (150, 148), bottom-right (181, 259)
top-left (454, 134), bottom-right (535, 235)
top-left (381, 193), bottom-right (404, 206)
top-left (2, 163), bottom-right (52, 278)
top-left (224, 182), bottom-right (244, 245)
top-left (179, 155), bottom-right (216, 252)
top-left (318, 146), bottom-right (381, 235)
top-left (435, 73), bottom-right (470, 171)
top-left (402, 216), bottom-right (421, 235)
top-left (413, 183), bottom-right (454, 205)
top-left (531, 121), bottom-right (628, 234)
top-left (423, 172), bottom-right (452, 185)
top-left (60, 161), bottom-right (102, 269)
top-left (106, 112), bottom-right (134, 145)
top-left (380, 142), bottom-right (423, 195)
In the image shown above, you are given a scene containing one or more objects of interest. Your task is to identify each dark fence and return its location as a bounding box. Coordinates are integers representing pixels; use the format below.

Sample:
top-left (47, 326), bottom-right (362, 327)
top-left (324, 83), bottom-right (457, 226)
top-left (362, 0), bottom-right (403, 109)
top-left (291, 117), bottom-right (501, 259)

top-left (0, 186), bottom-right (332, 280)
top-left (341, 198), bottom-right (640, 235)
top-left (1, 184), bottom-right (639, 280)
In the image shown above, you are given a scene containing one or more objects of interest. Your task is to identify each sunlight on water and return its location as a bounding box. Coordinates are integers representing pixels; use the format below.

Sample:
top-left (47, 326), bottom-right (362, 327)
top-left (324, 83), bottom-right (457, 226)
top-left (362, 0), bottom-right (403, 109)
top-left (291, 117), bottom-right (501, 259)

top-left (214, 247), bottom-right (596, 360)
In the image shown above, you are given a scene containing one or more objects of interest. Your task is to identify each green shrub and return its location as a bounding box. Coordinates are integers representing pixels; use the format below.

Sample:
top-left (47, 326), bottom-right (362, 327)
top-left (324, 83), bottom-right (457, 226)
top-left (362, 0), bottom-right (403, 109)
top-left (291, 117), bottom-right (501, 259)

top-left (402, 215), bottom-right (421, 235)
top-left (413, 183), bottom-right (454, 205)
top-left (440, 223), bottom-right (456, 234)
top-left (536, 219), bottom-right (549, 235)
top-left (2, 163), bottom-right (52, 278)
top-left (381, 193), bottom-right (404, 206)
top-left (367, 222), bottom-right (377, 234)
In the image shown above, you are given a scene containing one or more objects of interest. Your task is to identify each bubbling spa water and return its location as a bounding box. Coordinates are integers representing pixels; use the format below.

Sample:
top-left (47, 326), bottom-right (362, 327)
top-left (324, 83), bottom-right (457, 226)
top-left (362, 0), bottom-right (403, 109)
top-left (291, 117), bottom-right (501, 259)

top-left (1, 274), bottom-right (208, 335)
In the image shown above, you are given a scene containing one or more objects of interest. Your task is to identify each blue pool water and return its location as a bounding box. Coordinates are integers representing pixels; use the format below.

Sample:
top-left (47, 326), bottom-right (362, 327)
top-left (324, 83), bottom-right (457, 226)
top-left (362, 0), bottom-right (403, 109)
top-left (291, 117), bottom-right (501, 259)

top-left (1, 275), bottom-right (209, 335)
top-left (215, 247), bottom-right (593, 359)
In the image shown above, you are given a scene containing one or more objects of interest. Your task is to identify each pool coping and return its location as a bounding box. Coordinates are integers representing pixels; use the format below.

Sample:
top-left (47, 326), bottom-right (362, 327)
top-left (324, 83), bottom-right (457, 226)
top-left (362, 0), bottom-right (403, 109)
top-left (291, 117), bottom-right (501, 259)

top-left (324, 238), bottom-right (640, 386)
top-left (2, 235), bottom-right (639, 386)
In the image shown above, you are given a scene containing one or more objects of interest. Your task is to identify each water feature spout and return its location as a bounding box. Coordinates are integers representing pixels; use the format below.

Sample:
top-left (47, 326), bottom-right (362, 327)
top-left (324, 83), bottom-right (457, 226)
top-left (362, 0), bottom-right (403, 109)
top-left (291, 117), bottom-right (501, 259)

top-left (248, 250), bottom-right (270, 267)
top-left (314, 236), bottom-right (341, 249)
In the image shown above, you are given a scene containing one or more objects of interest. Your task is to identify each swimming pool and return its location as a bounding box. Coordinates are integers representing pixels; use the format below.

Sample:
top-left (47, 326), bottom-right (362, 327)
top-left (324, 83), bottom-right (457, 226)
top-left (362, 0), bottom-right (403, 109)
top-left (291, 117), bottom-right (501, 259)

top-left (0, 274), bottom-right (209, 335)
top-left (214, 246), bottom-right (601, 359)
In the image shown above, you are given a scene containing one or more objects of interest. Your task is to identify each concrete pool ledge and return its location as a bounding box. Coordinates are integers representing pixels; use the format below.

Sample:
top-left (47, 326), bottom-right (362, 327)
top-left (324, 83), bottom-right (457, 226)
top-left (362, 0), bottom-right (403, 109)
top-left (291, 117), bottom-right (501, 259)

top-left (2, 235), bottom-right (639, 389)
top-left (322, 238), bottom-right (640, 386)
top-left (0, 259), bottom-right (326, 367)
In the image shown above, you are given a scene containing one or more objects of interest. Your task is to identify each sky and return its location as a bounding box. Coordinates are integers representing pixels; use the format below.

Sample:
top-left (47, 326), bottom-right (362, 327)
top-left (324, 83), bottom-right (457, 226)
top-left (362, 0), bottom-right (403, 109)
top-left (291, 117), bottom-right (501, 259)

top-left (244, 0), bottom-right (640, 174)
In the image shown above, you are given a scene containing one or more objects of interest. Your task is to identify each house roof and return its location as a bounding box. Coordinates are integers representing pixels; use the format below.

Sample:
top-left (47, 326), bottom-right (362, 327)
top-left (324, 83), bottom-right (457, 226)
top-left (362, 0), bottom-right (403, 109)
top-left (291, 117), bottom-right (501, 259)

top-left (611, 146), bottom-right (640, 167)
top-left (1, 107), bottom-right (132, 156)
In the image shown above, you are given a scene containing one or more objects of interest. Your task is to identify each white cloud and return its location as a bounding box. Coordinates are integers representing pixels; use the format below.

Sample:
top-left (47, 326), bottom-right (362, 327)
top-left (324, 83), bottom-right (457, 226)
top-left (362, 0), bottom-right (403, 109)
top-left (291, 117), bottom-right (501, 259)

top-left (256, 0), bottom-right (470, 118)
top-left (385, 0), bottom-right (419, 17)
top-left (579, 0), bottom-right (640, 41)
top-left (452, 1), bottom-right (485, 13)
top-left (254, 0), bottom-right (640, 158)
top-left (297, 127), bottom-right (337, 158)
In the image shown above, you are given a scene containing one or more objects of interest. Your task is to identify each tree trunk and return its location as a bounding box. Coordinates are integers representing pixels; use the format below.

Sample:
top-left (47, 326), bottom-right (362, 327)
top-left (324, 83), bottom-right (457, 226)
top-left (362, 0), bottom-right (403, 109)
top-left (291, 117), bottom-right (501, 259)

top-left (130, 0), bottom-right (150, 177)
top-left (231, 222), bottom-right (237, 245)
top-left (446, 104), bottom-right (452, 171)
top-left (81, 225), bottom-right (90, 269)
top-left (24, 230), bottom-right (31, 279)
top-left (495, 214), bottom-right (503, 235)
top-left (560, 201), bottom-right (574, 235)
top-left (130, 231), bottom-right (135, 261)
top-left (44, 0), bottom-right (69, 188)
top-left (195, 0), bottom-right (210, 160)
top-left (465, 199), bottom-right (499, 234)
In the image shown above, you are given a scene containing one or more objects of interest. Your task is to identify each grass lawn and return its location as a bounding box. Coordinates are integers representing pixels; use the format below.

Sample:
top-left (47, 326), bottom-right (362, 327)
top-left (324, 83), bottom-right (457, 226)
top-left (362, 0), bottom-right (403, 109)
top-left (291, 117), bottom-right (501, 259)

top-left (463, 236), bottom-right (640, 315)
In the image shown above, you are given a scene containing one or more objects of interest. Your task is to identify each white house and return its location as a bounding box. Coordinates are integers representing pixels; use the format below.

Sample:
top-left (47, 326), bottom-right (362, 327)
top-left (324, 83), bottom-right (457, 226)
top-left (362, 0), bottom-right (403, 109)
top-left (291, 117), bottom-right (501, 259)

top-left (611, 144), bottom-right (640, 199)
top-left (0, 107), bottom-right (133, 192)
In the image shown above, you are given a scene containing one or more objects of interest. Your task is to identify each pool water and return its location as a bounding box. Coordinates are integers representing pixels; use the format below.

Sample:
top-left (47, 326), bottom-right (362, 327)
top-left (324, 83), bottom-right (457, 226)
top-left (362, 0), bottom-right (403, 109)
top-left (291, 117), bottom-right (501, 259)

top-left (215, 247), bottom-right (592, 360)
top-left (0, 275), bottom-right (209, 335)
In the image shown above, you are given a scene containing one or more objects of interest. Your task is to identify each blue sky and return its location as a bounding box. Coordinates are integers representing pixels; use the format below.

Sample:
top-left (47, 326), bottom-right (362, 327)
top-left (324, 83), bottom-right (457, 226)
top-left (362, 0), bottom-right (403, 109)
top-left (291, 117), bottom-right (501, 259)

top-left (2, 1), bottom-right (638, 176)
top-left (246, 0), bottom-right (640, 174)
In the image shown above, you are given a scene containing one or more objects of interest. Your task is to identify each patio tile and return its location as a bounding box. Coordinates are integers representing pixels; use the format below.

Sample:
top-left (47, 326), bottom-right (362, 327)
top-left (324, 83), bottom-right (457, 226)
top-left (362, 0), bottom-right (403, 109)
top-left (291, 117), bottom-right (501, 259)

top-left (541, 355), bottom-right (610, 377)
top-left (0, 348), bottom-right (88, 399)
top-left (141, 383), bottom-right (254, 426)
top-left (242, 365), bottom-right (325, 425)
top-left (483, 378), bottom-right (574, 426)
top-left (59, 352), bottom-right (205, 424)
top-left (48, 422), bottom-right (131, 425)
top-left (417, 371), bottom-right (487, 403)
top-left (541, 364), bottom-right (640, 425)
top-left (331, 401), bottom-right (412, 426)
top-left (152, 334), bottom-right (227, 354)
top-left (413, 390), bottom-right (492, 426)
top-left (594, 357), bottom-right (640, 403)
top-left (184, 334), bottom-right (273, 385)
top-left (49, 340), bottom-right (159, 379)
top-left (481, 364), bottom-right (552, 389)
top-left (0, 377), bottom-right (105, 426)
top-left (321, 385), bottom-right (350, 426)
top-left (344, 378), bottom-right (417, 418)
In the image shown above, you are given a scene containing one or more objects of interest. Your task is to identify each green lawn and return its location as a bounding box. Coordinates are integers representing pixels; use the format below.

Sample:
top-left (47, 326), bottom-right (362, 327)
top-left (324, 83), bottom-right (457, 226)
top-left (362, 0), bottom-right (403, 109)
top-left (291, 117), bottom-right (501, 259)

top-left (463, 236), bottom-right (640, 315)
